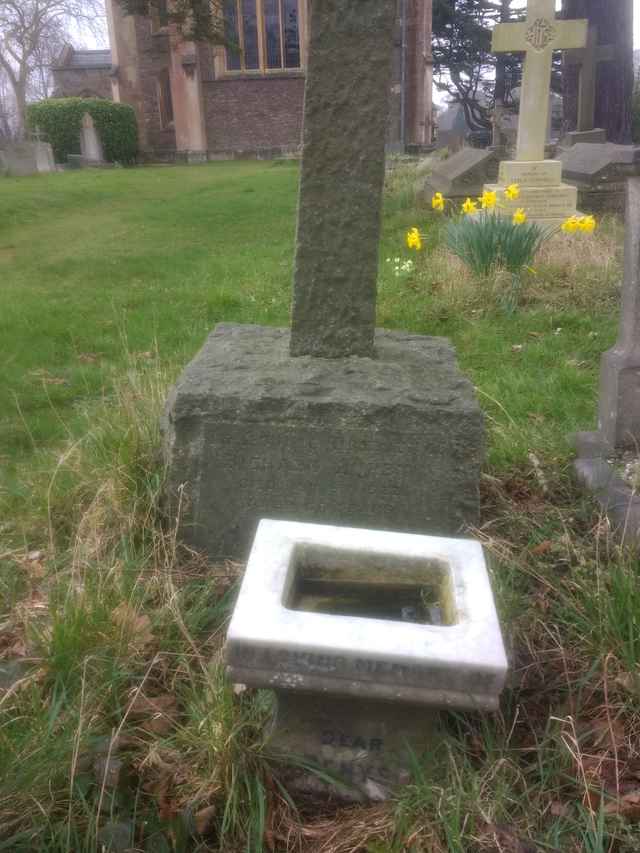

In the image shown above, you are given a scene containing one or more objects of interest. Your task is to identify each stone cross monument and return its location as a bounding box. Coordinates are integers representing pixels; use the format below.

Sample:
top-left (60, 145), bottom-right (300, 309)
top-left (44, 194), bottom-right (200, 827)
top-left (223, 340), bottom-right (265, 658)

top-left (484, 0), bottom-right (588, 224)
top-left (565, 26), bottom-right (615, 137)
top-left (163, 0), bottom-right (484, 560)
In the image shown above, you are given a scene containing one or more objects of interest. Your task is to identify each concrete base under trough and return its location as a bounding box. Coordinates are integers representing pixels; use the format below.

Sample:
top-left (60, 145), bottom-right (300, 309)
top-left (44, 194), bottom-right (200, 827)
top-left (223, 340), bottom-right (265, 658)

top-left (573, 431), bottom-right (640, 544)
top-left (269, 691), bottom-right (437, 802)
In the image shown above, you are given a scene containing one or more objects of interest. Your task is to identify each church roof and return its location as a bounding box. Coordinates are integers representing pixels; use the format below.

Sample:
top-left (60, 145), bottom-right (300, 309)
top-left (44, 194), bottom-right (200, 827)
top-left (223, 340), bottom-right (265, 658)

top-left (54, 48), bottom-right (112, 70)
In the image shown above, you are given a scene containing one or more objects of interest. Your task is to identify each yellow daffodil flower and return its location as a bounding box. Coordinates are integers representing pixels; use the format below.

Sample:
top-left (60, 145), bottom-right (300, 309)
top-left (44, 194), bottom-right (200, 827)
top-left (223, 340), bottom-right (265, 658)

top-left (431, 192), bottom-right (445, 212)
top-left (561, 215), bottom-right (580, 234)
top-left (578, 215), bottom-right (596, 233)
top-left (406, 227), bottom-right (422, 251)
top-left (462, 198), bottom-right (478, 215)
top-left (479, 190), bottom-right (497, 210)
top-left (512, 208), bottom-right (527, 225)
top-left (504, 184), bottom-right (520, 201)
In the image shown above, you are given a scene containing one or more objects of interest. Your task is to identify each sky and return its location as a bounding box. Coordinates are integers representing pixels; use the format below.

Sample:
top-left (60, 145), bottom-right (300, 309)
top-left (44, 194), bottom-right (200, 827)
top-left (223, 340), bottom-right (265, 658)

top-left (80, 0), bottom-right (640, 51)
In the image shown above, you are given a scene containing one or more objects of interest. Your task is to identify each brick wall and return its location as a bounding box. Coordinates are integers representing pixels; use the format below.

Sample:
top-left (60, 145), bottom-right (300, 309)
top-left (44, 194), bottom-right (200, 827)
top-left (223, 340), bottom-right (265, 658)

top-left (203, 76), bottom-right (305, 154)
top-left (52, 68), bottom-right (112, 100)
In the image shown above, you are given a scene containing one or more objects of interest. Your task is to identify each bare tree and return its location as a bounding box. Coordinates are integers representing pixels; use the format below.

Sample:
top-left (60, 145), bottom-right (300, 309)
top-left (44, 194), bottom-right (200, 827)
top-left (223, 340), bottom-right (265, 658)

top-left (0, 0), bottom-right (104, 137)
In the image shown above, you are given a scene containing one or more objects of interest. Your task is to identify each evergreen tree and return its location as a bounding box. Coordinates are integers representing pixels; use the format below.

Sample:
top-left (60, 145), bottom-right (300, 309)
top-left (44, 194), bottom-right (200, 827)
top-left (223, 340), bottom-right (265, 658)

top-left (562, 0), bottom-right (634, 143)
top-left (432, 0), bottom-right (524, 132)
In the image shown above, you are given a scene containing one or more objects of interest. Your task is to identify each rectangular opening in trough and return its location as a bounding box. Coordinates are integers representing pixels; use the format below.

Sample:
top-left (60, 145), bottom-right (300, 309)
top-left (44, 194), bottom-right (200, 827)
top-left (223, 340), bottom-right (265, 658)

top-left (285, 544), bottom-right (457, 626)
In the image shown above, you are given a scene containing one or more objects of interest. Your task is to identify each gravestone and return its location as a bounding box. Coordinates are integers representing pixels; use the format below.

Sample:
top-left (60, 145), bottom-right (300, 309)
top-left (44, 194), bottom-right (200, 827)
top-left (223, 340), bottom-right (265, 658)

top-left (225, 520), bottom-right (508, 799)
top-left (79, 113), bottom-right (104, 164)
top-left (558, 142), bottom-right (640, 216)
top-left (483, 0), bottom-right (588, 225)
top-left (163, 0), bottom-right (484, 560)
top-left (34, 142), bottom-right (55, 172)
top-left (563, 26), bottom-right (614, 144)
top-left (0, 141), bottom-right (54, 177)
top-left (574, 179), bottom-right (640, 540)
top-left (419, 147), bottom-right (502, 207)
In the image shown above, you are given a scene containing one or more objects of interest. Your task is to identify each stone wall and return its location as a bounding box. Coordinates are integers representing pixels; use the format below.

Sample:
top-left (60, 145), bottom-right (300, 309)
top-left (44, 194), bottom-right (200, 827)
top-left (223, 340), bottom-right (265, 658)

top-left (52, 67), bottom-right (112, 100)
top-left (107, 0), bottom-right (176, 154)
top-left (130, 21), bottom-right (176, 153)
top-left (203, 77), bottom-right (305, 155)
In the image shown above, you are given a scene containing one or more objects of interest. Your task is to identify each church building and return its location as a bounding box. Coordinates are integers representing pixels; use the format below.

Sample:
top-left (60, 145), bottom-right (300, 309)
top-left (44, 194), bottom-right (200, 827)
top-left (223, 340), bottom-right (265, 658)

top-left (54, 1), bottom-right (433, 160)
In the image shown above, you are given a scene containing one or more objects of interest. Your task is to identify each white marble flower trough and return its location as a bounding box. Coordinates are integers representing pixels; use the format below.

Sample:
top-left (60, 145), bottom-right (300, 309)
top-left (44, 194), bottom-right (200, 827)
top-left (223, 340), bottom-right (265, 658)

top-left (224, 520), bottom-right (507, 799)
top-left (226, 520), bottom-right (507, 711)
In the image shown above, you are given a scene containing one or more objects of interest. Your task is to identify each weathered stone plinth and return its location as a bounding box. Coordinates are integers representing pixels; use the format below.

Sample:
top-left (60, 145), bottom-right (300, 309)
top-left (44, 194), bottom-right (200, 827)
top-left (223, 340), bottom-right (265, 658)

top-left (163, 324), bottom-right (484, 560)
top-left (485, 159), bottom-right (579, 226)
top-left (225, 520), bottom-right (507, 800)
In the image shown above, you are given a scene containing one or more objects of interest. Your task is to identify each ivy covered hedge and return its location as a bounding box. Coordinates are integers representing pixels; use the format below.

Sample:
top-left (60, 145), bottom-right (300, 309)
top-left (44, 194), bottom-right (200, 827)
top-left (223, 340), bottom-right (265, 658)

top-left (26, 98), bottom-right (138, 165)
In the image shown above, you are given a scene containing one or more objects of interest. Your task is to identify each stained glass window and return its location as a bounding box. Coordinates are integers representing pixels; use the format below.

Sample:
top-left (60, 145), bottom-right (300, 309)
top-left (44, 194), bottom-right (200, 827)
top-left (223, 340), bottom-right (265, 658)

top-left (282, 0), bottom-right (300, 69)
top-left (224, 0), bottom-right (301, 73)
top-left (263, 0), bottom-right (282, 70)
top-left (224, 0), bottom-right (241, 71)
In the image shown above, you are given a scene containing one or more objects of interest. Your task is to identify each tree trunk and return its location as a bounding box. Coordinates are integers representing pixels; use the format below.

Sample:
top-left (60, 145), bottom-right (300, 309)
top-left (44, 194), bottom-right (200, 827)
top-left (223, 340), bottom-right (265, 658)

top-left (562, 0), bottom-right (634, 143)
top-left (13, 79), bottom-right (27, 139)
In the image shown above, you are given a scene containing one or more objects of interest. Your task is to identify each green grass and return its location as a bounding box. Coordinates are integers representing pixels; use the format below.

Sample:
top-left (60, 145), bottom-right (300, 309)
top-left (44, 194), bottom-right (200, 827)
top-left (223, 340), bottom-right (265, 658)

top-left (1, 161), bottom-right (638, 852)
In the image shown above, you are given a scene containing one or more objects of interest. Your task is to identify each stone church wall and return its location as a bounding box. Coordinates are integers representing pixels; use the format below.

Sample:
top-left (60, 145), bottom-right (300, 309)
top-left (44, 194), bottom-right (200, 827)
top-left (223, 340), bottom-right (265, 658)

top-left (52, 67), bottom-right (112, 100)
top-left (203, 77), bottom-right (305, 156)
top-left (128, 19), bottom-right (176, 153)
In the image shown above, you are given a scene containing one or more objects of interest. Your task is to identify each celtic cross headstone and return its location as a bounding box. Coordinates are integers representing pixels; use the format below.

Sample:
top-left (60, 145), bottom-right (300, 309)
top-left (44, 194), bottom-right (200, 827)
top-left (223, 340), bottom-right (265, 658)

top-left (483, 0), bottom-right (588, 225)
top-left (492, 0), bottom-right (588, 162)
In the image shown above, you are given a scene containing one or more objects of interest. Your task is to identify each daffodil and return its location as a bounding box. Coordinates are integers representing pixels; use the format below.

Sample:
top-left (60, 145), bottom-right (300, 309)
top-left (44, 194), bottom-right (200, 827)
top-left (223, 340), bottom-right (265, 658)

top-left (578, 215), bottom-right (596, 233)
top-left (462, 198), bottom-right (478, 215)
top-left (406, 227), bottom-right (422, 251)
top-left (561, 215), bottom-right (580, 234)
top-left (431, 192), bottom-right (445, 212)
top-left (504, 184), bottom-right (520, 201)
top-left (512, 208), bottom-right (527, 225)
top-left (479, 190), bottom-right (497, 210)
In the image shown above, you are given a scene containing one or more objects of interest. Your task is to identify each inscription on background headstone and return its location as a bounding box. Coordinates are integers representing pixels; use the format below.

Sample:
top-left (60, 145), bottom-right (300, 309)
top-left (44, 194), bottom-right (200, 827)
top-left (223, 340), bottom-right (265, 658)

top-left (289, 0), bottom-right (396, 359)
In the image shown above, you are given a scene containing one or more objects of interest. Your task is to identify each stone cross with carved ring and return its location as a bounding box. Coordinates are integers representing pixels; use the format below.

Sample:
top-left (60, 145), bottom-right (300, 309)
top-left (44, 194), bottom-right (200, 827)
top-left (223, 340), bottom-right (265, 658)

top-left (492, 0), bottom-right (588, 161)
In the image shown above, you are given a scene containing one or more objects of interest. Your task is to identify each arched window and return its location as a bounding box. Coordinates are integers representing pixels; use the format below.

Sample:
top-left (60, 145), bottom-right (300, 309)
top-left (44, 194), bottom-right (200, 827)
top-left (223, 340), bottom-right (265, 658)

top-left (224, 0), bottom-right (301, 73)
top-left (156, 68), bottom-right (174, 128)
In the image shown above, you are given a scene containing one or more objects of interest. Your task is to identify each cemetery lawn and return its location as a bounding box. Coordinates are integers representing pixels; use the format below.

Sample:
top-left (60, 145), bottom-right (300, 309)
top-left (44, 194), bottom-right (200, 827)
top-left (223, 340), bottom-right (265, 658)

top-left (1, 162), bottom-right (639, 852)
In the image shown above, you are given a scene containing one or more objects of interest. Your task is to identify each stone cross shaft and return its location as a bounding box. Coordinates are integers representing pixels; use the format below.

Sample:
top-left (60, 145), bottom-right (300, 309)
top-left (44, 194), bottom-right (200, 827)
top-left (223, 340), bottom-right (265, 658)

top-left (617, 180), bottom-right (640, 352)
top-left (492, 0), bottom-right (587, 161)
top-left (565, 27), bottom-right (615, 133)
top-left (289, 0), bottom-right (396, 359)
